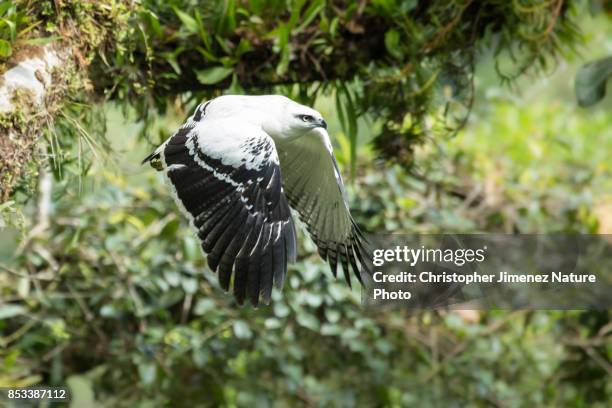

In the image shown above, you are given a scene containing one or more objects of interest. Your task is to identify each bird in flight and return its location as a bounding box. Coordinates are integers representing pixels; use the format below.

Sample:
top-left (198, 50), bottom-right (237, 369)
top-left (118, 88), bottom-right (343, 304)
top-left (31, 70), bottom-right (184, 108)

top-left (143, 95), bottom-right (370, 306)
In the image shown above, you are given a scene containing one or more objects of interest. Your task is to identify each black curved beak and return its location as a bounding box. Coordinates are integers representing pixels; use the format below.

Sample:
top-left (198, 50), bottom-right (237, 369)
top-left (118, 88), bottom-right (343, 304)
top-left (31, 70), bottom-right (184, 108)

top-left (317, 119), bottom-right (328, 129)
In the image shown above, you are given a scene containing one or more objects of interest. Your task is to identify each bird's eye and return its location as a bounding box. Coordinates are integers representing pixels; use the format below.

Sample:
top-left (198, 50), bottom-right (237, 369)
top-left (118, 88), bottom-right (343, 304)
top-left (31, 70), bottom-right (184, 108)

top-left (300, 115), bottom-right (314, 122)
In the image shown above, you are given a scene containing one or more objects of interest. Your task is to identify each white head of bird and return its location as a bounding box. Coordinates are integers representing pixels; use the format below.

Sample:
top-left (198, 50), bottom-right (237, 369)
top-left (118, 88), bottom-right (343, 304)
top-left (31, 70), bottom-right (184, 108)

top-left (202, 95), bottom-right (327, 140)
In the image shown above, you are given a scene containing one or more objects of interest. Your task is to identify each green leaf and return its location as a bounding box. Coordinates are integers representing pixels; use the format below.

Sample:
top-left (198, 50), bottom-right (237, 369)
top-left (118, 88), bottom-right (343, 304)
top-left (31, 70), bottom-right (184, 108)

top-left (264, 318), bottom-right (282, 329)
top-left (220, 0), bottom-right (237, 33)
top-left (337, 84), bottom-right (358, 179)
top-left (196, 46), bottom-right (219, 62)
top-left (575, 56), bottom-right (612, 107)
top-left (384, 29), bottom-right (403, 60)
top-left (195, 66), bottom-right (233, 85)
top-left (296, 311), bottom-right (320, 331)
top-left (234, 38), bottom-right (252, 58)
top-left (182, 235), bottom-right (199, 260)
top-left (2, 17), bottom-right (16, 40)
top-left (193, 298), bottom-right (215, 315)
top-left (99, 304), bottom-right (118, 318)
top-left (163, 270), bottom-right (180, 286)
top-left (295, 0), bottom-right (323, 33)
top-left (194, 9), bottom-right (211, 49)
top-left (0, 304), bottom-right (25, 319)
top-left (214, 35), bottom-right (232, 54)
top-left (275, 23), bottom-right (291, 76)
top-left (287, 0), bottom-right (307, 30)
top-left (24, 36), bottom-right (61, 46)
top-left (141, 10), bottom-right (162, 37)
top-left (138, 362), bottom-right (157, 386)
top-left (329, 17), bottom-right (339, 37)
top-left (0, 38), bottom-right (12, 58)
top-left (181, 277), bottom-right (198, 294)
top-left (0, 2), bottom-right (13, 16)
top-left (173, 8), bottom-right (199, 34)
top-left (228, 73), bottom-right (245, 94)
top-left (233, 320), bottom-right (253, 339)
top-left (67, 375), bottom-right (96, 408)
top-left (0, 200), bottom-right (15, 212)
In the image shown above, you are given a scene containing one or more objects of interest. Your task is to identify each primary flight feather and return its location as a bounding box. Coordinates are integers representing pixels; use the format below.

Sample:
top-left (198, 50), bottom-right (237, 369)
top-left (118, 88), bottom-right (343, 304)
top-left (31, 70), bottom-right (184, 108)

top-left (143, 95), bottom-right (370, 306)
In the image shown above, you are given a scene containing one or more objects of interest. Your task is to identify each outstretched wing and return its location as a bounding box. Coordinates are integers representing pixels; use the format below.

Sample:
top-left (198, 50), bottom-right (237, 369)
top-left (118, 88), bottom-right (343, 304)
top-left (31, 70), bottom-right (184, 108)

top-left (276, 128), bottom-right (370, 286)
top-left (145, 113), bottom-right (297, 306)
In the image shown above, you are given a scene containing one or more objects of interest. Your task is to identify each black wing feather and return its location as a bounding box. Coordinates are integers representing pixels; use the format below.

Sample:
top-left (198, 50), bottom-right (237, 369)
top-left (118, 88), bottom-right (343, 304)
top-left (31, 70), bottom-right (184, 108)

top-left (145, 114), bottom-right (297, 306)
top-left (211, 206), bottom-right (249, 288)
top-left (259, 224), bottom-right (274, 304)
top-left (234, 214), bottom-right (262, 305)
top-left (247, 225), bottom-right (266, 307)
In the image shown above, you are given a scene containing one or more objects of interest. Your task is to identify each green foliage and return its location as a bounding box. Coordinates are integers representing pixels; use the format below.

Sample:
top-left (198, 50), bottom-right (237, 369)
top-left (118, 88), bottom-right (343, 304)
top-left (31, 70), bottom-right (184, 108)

top-left (1, 60), bottom-right (611, 403)
top-left (0, 2), bottom-right (610, 406)
top-left (0, 0), bottom-right (62, 61)
top-left (0, 0), bottom-right (30, 58)
top-left (1, 0), bottom-right (585, 182)
top-left (575, 56), bottom-right (612, 107)
top-left (100, 0), bottom-right (582, 167)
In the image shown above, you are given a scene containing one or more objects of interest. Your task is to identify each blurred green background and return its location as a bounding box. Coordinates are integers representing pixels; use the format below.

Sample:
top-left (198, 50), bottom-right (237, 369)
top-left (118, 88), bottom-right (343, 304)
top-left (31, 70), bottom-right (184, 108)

top-left (1, 1), bottom-right (611, 407)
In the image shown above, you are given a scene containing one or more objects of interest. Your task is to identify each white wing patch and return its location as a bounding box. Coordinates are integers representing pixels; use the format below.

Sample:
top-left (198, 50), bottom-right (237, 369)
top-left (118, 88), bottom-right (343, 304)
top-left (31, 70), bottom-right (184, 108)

top-left (193, 120), bottom-right (278, 171)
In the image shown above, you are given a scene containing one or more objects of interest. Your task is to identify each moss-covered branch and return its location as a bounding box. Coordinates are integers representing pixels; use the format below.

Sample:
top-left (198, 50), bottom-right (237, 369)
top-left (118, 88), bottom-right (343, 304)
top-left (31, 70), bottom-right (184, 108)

top-left (0, 0), bottom-right (585, 203)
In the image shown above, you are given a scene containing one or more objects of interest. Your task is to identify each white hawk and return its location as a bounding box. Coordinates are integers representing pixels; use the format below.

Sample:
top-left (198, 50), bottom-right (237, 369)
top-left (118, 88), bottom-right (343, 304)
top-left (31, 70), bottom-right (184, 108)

top-left (143, 95), bottom-right (370, 306)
